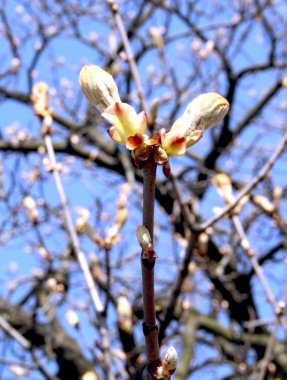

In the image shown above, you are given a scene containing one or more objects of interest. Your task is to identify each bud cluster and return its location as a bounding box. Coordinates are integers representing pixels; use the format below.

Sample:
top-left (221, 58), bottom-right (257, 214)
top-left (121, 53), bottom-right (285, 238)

top-left (79, 65), bottom-right (229, 175)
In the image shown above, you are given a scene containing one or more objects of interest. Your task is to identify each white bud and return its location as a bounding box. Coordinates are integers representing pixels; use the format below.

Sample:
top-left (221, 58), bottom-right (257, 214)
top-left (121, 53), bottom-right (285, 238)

top-left (182, 92), bottom-right (229, 132)
top-left (23, 196), bottom-right (38, 222)
top-left (10, 57), bottom-right (20, 73)
top-left (162, 346), bottom-right (178, 378)
top-left (198, 232), bottom-right (209, 255)
top-left (23, 196), bottom-right (36, 210)
top-left (81, 371), bottom-right (99, 380)
top-left (9, 364), bottom-right (29, 377)
top-left (136, 225), bottom-right (152, 251)
top-left (66, 309), bottom-right (79, 328)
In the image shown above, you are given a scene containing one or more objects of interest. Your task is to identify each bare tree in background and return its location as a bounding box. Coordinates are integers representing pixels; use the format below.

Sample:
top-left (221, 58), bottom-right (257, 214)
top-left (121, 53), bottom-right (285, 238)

top-left (0, 1), bottom-right (287, 379)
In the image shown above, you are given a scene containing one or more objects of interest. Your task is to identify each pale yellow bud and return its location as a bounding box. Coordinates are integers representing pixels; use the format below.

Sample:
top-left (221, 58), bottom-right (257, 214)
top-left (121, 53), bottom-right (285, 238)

top-left (23, 196), bottom-right (37, 210)
top-left (117, 295), bottom-right (133, 334)
top-left (38, 246), bottom-right (52, 261)
top-left (149, 26), bottom-right (165, 48)
top-left (252, 195), bottom-right (275, 214)
top-left (188, 262), bottom-right (197, 275)
top-left (31, 82), bottom-right (50, 117)
top-left (163, 92), bottom-right (229, 156)
top-left (273, 186), bottom-right (283, 202)
top-left (114, 208), bottom-right (128, 228)
top-left (198, 232), bottom-right (209, 255)
top-left (10, 57), bottom-right (21, 73)
top-left (281, 77), bottom-right (287, 88)
top-left (9, 364), bottom-right (29, 377)
top-left (76, 207), bottom-right (90, 233)
top-left (79, 65), bottom-right (121, 112)
top-left (23, 196), bottom-right (39, 222)
top-left (81, 371), bottom-right (99, 380)
top-left (105, 225), bottom-right (120, 247)
top-left (90, 253), bottom-right (108, 282)
top-left (181, 92), bottom-right (229, 132)
top-left (154, 145), bottom-right (168, 164)
top-left (276, 300), bottom-right (286, 316)
top-left (46, 277), bottom-right (57, 290)
top-left (104, 102), bottom-right (147, 146)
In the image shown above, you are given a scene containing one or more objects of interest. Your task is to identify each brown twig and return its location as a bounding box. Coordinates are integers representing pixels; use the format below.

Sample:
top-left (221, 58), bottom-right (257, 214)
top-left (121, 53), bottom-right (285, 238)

top-left (106, 2), bottom-right (162, 371)
top-left (141, 158), bottom-right (161, 378)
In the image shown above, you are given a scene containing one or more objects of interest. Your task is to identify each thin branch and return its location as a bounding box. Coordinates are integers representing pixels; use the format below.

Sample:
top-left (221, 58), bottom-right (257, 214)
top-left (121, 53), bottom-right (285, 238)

top-left (0, 315), bottom-right (59, 380)
top-left (0, 315), bottom-right (31, 350)
top-left (198, 130), bottom-right (287, 231)
top-left (232, 215), bottom-right (277, 309)
top-left (44, 133), bottom-right (104, 314)
top-left (257, 320), bottom-right (279, 380)
top-left (231, 214), bottom-right (287, 332)
top-left (169, 173), bottom-right (194, 230)
top-left (42, 118), bottom-right (115, 380)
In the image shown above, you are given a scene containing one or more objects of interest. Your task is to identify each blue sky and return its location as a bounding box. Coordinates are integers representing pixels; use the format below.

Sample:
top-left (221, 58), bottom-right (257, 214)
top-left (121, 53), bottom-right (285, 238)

top-left (1, 1), bottom-right (287, 379)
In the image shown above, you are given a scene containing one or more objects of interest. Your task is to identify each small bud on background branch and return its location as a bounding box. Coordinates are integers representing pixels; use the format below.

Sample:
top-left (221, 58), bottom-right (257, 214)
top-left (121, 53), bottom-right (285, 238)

top-left (22, 195), bottom-right (39, 223)
top-left (117, 295), bottom-right (133, 335)
top-left (31, 82), bottom-right (50, 117)
top-left (212, 173), bottom-right (234, 205)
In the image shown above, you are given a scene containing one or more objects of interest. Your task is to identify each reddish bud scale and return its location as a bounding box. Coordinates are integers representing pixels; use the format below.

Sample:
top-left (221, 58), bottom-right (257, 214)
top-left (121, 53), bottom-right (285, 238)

top-left (163, 162), bottom-right (171, 177)
top-left (126, 133), bottom-right (145, 150)
top-left (114, 102), bottom-right (124, 114)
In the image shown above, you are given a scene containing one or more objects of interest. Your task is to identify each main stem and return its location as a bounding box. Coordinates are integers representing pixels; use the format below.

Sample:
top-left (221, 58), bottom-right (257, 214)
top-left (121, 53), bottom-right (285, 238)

top-left (141, 158), bottom-right (161, 377)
